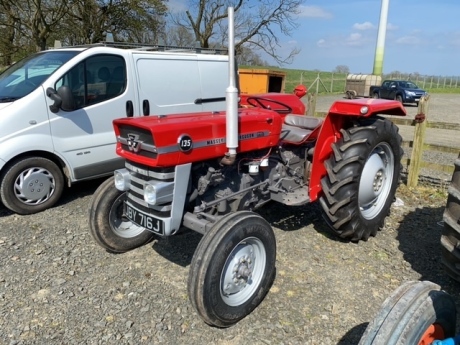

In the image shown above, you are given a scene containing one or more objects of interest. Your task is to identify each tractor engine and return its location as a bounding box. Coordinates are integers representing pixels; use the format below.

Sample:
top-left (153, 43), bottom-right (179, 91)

top-left (189, 145), bottom-right (310, 216)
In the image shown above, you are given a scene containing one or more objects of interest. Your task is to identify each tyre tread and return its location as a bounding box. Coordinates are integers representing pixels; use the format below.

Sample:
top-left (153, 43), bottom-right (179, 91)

top-left (441, 155), bottom-right (460, 282)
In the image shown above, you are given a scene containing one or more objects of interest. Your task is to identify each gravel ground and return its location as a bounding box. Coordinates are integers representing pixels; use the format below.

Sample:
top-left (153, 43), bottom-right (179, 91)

top-left (1, 94), bottom-right (460, 345)
top-left (1, 181), bottom-right (460, 345)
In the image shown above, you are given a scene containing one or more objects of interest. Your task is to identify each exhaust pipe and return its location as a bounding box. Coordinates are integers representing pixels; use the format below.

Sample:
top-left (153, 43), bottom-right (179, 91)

top-left (222, 7), bottom-right (238, 165)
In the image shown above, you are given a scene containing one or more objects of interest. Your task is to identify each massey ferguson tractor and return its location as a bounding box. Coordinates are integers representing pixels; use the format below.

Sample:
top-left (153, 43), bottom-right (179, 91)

top-left (89, 8), bottom-right (407, 327)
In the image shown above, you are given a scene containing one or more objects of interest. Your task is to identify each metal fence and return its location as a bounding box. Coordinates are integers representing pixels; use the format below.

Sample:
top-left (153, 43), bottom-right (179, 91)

top-left (287, 72), bottom-right (460, 95)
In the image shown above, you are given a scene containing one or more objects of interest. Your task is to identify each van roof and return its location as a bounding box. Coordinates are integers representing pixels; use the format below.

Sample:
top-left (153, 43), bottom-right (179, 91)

top-left (52, 42), bottom-right (228, 56)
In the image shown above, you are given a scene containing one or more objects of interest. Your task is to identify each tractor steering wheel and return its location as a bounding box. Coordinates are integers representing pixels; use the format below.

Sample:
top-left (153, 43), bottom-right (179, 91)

top-left (245, 96), bottom-right (293, 114)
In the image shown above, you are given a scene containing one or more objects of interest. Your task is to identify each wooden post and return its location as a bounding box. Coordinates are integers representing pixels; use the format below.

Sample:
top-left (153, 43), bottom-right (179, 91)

top-left (306, 93), bottom-right (317, 117)
top-left (407, 95), bottom-right (430, 187)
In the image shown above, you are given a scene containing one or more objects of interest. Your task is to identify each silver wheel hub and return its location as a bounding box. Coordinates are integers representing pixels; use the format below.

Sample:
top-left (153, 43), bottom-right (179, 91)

top-left (220, 237), bottom-right (266, 306)
top-left (358, 143), bottom-right (394, 220)
top-left (15, 168), bottom-right (55, 204)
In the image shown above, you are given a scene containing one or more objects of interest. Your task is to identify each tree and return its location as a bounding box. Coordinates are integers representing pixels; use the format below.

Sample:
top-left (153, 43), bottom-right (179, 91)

top-left (62, 0), bottom-right (168, 45)
top-left (171, 0), bottom-right (302, 64)
top-left (333, 65), bottom-right (350, 74)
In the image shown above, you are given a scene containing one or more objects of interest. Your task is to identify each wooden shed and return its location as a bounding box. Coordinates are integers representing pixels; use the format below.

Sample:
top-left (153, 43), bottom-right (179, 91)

top-left (239, 69), bottom-right (286, 94)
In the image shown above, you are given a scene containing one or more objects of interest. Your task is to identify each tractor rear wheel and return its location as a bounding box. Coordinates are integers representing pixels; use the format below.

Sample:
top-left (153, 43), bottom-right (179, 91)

top-left (358, 281), bottom-right (457, 345)
top-left (441, 153), bottom-right (460, 283)
top-left (89, 177), bottom-right (154, 253)
top-left (188, 211), bottom-right (276, 327)
top-left (319, 117), bottom-right (403, 241)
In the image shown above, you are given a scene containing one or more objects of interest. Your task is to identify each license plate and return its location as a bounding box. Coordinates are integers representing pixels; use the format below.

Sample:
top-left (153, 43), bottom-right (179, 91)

top-left (415, 98), bottom-right (420, 101)
top-left (125, 203), bottom-right (164, 235)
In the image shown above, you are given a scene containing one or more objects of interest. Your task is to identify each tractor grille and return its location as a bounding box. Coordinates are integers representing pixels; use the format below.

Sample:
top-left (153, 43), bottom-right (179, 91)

top-left (118, 125), bottom-right (157, 159)
top-left (124, 160), bottom-right (175, 217)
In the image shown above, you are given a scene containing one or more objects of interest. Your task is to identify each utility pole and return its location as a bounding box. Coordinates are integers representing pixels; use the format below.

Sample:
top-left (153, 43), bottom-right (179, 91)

top-left (372, 0), bottom-right (389, 76)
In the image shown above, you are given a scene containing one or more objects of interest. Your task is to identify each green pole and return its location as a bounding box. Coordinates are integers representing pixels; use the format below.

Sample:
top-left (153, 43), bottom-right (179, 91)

top-left (372, 0), bottom-right (389, 76)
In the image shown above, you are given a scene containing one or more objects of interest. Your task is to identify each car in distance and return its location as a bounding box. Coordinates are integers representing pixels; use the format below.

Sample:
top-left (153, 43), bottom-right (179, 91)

top-left (370, 80), bottom-right (428, 105)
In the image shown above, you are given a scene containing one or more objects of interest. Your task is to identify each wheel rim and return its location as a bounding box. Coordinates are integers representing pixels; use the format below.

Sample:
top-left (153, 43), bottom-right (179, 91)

top-left (358, 142), bottom-right (394, 220)
top-left (220, 236), bottom-right (267, 307)
top-left (109, 194), bottom-right (146, 238)
top-left (14, 167), bottom-right (56, 205)
top-left (419, 323), bottom-right (445, 345)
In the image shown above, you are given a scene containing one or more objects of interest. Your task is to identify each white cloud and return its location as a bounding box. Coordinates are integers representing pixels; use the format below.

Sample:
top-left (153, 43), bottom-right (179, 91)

top-left (317, 39), bottom-right (329, 48)
top-left (353, 22), bottom-right (375, 31)
top-left (387, 23), bottom-right (399, 31)
top-left (345, 33), bottom-right (364, 46)
top-left (298, 5), bottom-right (333, 19)
top-left (395, 36), bottom-right (422, 45)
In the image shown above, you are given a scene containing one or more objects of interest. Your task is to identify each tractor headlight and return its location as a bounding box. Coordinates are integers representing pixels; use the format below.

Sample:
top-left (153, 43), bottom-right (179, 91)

top-left (144, 180), bottom-right (174, 205)
top-left (144, 183), bottom-right (157, 204)
top-left (114, 169), bottom-right (131, 191)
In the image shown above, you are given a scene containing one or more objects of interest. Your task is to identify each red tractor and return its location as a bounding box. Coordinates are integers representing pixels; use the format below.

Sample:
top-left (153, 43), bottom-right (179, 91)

top-left (88, 8), bottom-right (407, 328)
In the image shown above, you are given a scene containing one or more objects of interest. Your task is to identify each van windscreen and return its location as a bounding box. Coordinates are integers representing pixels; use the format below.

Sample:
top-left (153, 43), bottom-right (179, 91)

top-left (0, 51), bottom-right (79, 102)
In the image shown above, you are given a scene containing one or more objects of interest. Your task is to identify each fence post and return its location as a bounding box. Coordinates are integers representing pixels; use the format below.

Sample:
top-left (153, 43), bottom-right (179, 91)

top-left (306, 93), bottom-right (317, 117)
top-left (407, 95), bottom-right (430, 187)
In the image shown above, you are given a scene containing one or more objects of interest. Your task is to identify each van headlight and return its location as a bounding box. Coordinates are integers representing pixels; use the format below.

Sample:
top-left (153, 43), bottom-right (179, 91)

top-left (114, 169), bottom-right (130, 191)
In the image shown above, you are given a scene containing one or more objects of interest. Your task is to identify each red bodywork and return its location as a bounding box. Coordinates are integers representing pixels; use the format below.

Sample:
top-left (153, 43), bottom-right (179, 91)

top-left (309, 98), bottom-right (406, 200)
top-left (113, 97), bottom-right (405, 202)
top-left (114, 108), bottom-right (282, 167)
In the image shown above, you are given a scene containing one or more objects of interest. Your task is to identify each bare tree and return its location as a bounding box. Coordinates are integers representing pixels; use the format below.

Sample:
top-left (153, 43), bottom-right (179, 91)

top-left (333, 65), bottom-right (350, 74)
top-left (63, 0), bottom-right (168, 45)
top-left (161, 25), bottom-right (196, 47)
top-left (171, 0), bottom-right (302, 64)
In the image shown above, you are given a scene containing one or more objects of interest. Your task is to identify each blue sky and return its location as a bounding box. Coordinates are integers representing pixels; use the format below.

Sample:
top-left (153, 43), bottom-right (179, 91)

top-left (167, 0), bottom-right (459, 76)
top-left (279, 0), bottom-right (460, 76)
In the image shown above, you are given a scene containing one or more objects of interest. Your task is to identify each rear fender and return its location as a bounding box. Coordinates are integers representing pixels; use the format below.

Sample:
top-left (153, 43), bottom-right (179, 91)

top-left (309, 99), bottom-right (406, 201)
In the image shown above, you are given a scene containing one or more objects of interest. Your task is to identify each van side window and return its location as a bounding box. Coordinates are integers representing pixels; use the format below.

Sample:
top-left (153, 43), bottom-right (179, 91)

top-left (55, 55), bottom-right (126, 109)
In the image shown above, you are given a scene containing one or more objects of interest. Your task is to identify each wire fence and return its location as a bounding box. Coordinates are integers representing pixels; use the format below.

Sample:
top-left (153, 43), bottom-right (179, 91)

top-left (285, 71), bottom-right (460, 95)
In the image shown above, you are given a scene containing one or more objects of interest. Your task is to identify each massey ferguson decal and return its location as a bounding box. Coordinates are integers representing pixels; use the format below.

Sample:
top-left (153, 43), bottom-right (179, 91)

top-left (127, 134), bottom-right (142, 153)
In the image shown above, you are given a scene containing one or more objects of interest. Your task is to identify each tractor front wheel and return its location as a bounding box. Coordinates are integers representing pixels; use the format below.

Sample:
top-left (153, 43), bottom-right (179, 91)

top-left (188, 211), bottom-right (276, 327)
top-left (320, 117), bottom-right (403, 241)
top-left (89, 177), bottom-right (154, 253)
top-left (358, 281), bottom-right (457, 345)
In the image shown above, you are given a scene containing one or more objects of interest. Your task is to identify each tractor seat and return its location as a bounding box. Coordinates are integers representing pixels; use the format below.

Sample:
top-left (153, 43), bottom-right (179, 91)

top-left (280, 115), bottom-right (323, 143)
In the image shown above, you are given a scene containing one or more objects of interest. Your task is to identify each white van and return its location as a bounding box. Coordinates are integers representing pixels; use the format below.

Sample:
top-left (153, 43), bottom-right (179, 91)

top-left (0, 45), bottom-right (229, 214)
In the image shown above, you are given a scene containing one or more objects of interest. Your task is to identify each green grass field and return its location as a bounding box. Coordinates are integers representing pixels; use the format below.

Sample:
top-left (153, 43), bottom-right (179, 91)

top-left (240, 65), bottom-right (460, 95)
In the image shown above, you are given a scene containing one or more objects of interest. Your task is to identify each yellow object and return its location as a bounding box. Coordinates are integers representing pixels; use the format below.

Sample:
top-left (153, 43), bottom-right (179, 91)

top-left (239, 69), bottom-right (286, 94)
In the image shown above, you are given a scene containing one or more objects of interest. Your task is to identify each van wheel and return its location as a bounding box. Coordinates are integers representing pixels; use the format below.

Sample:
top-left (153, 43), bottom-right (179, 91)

top-left (0, 157), bottom-right (64, 215)
top-left (396, 94), bottom-right (403, 103)
top-left (358, 281), bottom-right (457, 345)
top-left (89, 177), bottom-right (154, 253)
top-left (373, 93), bottom-right (379, 99)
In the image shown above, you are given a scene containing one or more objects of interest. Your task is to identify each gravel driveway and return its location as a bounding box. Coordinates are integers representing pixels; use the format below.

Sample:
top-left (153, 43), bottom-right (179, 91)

top-left (1, 179), bottom-right (460, 345)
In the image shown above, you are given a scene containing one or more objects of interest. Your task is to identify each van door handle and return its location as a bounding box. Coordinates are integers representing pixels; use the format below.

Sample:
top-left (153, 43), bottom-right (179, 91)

top-left (126, 101), bottom-right (133, 117)
top-left (142, 100), bottom-right (150, 116)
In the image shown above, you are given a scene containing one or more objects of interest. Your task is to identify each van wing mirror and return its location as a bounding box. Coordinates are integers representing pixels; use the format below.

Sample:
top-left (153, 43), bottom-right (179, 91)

top-left (46, 87), bottom-right (62, 113)
top-left (47, 86), bottom-right (76, 113)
